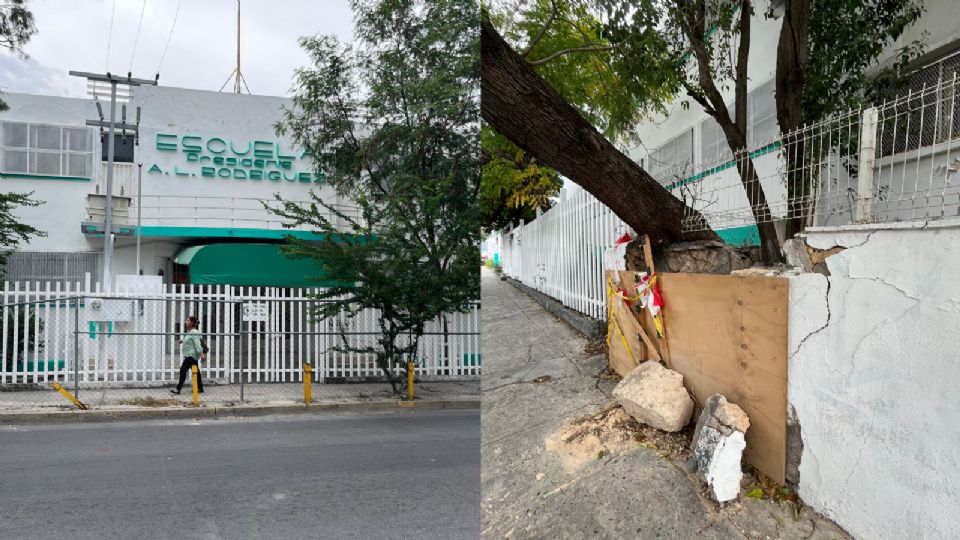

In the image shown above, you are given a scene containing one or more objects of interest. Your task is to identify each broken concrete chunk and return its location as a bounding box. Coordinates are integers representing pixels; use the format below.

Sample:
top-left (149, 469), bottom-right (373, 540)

top-left (782, 238), bottom-right (814, 271)
top-left (612, 361), bottom-right (693, 432)
top-left (693, 426), bottom-right (747, 503)
top-left (691, 394), bottom-right (750, 503)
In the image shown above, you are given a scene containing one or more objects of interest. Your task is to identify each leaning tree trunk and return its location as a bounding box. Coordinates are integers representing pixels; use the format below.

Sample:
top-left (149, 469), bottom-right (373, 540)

top-left (775, 0), bottom-right (811, 239)
top-left (480, 18), bottom-right (718, 246)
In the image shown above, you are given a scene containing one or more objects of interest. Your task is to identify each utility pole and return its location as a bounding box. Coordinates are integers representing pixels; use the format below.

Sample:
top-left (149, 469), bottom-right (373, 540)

top-left (70, 70), bottom-right (156, 291)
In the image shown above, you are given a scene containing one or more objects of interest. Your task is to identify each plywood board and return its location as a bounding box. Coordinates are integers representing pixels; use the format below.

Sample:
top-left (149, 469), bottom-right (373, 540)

top-left (605, 270), bottom-right (789, 483)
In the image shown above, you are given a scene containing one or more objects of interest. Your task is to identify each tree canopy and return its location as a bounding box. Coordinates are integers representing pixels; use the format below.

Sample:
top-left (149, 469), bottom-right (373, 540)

top-left (270, 0), bottom-right (479, 394)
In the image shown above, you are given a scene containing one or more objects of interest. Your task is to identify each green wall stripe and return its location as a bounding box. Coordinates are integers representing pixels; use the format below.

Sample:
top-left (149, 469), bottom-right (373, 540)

top-left (138, 226), bottom-right (327, 240)
top-left (663, 141), bottom-right (782, 191)
top-left (0, 172), bottom-right (92, 182)
top-left (716, 224), bottom-right (761, 247)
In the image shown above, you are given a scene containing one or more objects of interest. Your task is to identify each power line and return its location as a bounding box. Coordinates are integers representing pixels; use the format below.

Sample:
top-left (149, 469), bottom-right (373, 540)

top-left (129, 0), bottom-right (147, 72)
top-left (157, 0), bottom-right (181, 77)
top-left (105, 0), bottom-right (116, 71)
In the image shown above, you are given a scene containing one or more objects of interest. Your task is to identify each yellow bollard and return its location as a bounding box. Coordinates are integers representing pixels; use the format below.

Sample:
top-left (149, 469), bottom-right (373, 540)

top-left (51, 383), bottom-right (87, 410)
top-left (407, 360), bottom-right (414, 401)
top-left (192, 365), bottom-right (199, 407)
top-left (304, 362), bottom-right (313, 404)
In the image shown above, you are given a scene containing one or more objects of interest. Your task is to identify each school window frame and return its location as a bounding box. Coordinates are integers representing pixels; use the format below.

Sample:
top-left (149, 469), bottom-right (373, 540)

top-left (0, 120), bottom-right (95, 178)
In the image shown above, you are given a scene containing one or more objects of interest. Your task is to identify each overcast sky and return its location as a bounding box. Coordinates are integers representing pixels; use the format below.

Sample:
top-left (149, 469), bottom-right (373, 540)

top-left (0, 0), bottom-right (354, 98)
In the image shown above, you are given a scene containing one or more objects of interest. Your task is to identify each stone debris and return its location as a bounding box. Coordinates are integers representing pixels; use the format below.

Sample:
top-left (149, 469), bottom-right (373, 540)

top-left (781, 238), bottom-right (814, 271)
top-left (690, 394), bottom-right (751, 503)
top-left (544, 404), bottom-right (639, 473)
top-left (612, 361), bottom-right (694, 432)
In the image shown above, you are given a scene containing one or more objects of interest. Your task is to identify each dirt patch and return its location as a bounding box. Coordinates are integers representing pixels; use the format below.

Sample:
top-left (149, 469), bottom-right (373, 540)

top-left (546, 402), bottom-right (695, 474)
top-left (116, 397), bottom-right (182, 407)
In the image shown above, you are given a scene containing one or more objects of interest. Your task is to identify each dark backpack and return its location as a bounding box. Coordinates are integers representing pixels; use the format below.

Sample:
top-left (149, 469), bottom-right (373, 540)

top-left (201, 338), bottom-right (209, 354)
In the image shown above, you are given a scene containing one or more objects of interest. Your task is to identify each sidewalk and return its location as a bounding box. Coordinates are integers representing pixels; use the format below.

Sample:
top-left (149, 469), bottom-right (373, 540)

top-left (480, 267), bottom-right (848, 539)
top-left (0, 379), bottom-right (480, 421)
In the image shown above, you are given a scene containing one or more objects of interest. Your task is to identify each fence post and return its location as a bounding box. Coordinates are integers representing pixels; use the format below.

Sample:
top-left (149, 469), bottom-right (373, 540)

top-left (74, 296), bottom-right (80, 400)
top-left (239, 302), bottom-right (245, 403)
top-left (856, 107), bottom-right (879, 223)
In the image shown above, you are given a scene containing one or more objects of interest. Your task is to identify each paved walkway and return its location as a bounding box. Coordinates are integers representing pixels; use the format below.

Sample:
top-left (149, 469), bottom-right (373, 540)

top-left (0, 380), bottom-right (479, 413)
top-left (480, 267), bottom-right (848, 539)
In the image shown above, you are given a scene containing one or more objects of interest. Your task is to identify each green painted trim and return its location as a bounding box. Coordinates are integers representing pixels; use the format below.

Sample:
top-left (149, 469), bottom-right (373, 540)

top-left (139, 226), bottom-right (328, 241)
top-left (665, 141), bottom-right (782, 192)
top-left (716, 224), bottom-right (761, 247)
top-left (0, 172), bottom-right (92, 182)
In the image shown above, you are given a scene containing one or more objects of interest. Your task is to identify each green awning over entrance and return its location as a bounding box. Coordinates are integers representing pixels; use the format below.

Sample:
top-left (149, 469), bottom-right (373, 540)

top-left (174, 243), bottom-right (340, 288)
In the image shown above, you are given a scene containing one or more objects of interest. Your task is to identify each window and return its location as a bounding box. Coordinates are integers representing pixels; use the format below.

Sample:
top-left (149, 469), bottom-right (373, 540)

top-left (878, 50), bottom-right (960, 154)
top-left (699, 79), bottom-right (779, 161)
top-left (647, 129), bottom-right (694, 185)
top-left (0, 121), bottom-right (94, 178)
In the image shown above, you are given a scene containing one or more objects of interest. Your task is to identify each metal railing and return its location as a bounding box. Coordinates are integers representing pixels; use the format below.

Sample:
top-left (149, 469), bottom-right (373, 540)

top-left (679, 71), bottom-right (960, 233)
top-left (132, 195), bottom-right (362, 231)
top-left (0, 282), bottom-right (481, 400)
top-left (496, 188), bottom-right (627, 321)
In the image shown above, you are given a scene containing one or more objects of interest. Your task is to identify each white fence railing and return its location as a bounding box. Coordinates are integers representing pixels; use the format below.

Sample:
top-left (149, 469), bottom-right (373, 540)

top-left (680, 71), bottom-right (960, 234)
top-left (133, 195), bottom-right (362, 231)
top-left (497, 71), bottom-right (960, 321)
top-left (496, 188), bottom-right (626, 321)
top-left (0, 280), bottom-right (480, 385)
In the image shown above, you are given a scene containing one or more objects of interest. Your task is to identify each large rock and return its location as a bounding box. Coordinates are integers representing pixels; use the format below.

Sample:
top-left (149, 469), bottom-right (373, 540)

top-left (612, 361), bottom-right (693, 432)
top-left (691, 394), bottom-right (750, 503)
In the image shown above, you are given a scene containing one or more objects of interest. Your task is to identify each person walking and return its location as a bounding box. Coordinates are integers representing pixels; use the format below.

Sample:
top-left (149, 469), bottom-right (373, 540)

top-left (172, 315), bottom-right (205, 394)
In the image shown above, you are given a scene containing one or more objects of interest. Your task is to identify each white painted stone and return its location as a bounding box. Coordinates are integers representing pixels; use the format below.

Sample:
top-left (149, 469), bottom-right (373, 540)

top-left (613, 362), bottom-right (693, 432)
top-left (693, 427), bottom-right (746, 503)
top-left (788, 224), bottom-right (960, 540)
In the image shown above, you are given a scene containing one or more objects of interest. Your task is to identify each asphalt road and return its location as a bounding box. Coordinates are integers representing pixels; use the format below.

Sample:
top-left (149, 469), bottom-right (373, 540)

top-left (0, 410), bottom-right (480, 540)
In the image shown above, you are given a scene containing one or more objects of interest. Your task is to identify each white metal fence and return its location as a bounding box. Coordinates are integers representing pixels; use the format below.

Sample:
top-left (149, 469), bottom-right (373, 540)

top-left (681, 71), bottom-right (960, 233)
top-left (497, 68), bottom-right (960, 321)
top-left (496, 188), bottom-right (627, 320)
top-left (0, 279), bottom-right (480, 386)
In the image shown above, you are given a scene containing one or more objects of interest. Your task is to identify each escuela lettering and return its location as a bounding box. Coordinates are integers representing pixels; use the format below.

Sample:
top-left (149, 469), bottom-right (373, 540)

top-left (147, 133), bottom-right (325, 183)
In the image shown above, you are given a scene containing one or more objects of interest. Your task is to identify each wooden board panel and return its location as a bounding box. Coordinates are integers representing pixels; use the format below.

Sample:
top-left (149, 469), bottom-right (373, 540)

top-left (605, 270), bottom-right (789, 483)
top-left (607, 291), bottom-right (644, 375)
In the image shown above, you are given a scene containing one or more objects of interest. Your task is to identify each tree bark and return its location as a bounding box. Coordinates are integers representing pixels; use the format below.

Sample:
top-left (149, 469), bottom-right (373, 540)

top-left (480, 18), bottom-right (718, 246)
top-left (775, 0), bottom-right (811, 239)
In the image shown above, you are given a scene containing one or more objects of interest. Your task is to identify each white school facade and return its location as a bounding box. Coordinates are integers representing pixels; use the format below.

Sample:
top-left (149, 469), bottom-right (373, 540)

top-left (0, 84), bottom-right (353, 289)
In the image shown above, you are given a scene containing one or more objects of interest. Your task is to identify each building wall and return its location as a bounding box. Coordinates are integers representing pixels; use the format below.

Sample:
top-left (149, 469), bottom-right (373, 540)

top-left (628, 0), bottom-right (960, 176)
top-left (787, 220), bottom-right (960, 540)
top-left (0, 85), bottom-right (352, 284)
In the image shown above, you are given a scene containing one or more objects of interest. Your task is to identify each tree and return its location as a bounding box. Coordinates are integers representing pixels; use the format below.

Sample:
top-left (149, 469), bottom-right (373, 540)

top-left (480, 124), bottom-right (562, 232)
top-left (0, 191), bottom-right (43, 276)
top-left (485, 0), bottom-right (925, 262)
top-left (0, 1), bottom-right (43, 274)
top-left (481, 15), bottom-right (717, 246)
top-left (481, 0), bottom-right (678, 233)
top-left (597, 0), bottom-right (784, 263)
top-left (775, 0), bottom-right (924, 236)
top-left (269, 0), bottom-right (479, 394)
top-left (0, 0), bottom-right (36, 111)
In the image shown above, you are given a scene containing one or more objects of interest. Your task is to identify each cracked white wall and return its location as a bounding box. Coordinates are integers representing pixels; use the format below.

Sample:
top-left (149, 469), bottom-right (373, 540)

top-left (788, 220), bottom-right (960, 540)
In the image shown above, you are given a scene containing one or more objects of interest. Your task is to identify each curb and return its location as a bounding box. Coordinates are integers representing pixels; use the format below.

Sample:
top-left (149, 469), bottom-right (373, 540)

top-left (0, 398), bottom-right (481, 424)
top-left (504, 277), bottom-right (605, 339)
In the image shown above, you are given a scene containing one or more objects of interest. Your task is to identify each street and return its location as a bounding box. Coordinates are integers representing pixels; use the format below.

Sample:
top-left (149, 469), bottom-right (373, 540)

top-left (0, 410), bottom-right (480, 540)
